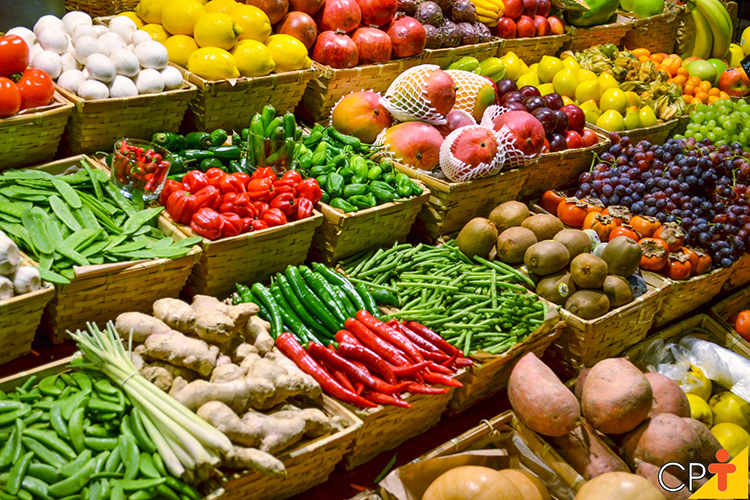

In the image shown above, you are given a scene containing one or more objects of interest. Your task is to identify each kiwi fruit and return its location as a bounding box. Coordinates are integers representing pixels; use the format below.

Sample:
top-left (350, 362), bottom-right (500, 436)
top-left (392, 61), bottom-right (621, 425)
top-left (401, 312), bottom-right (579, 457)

top-left (603, 275), bottom-right (634, 308)
top-left (524, 240), bottom-right (569, 276)
top-left (456, 217), bottom-right (498, 259)
top-left (488, 201), bottom-right (529, 232)
top-left (521, 214), bottom-right (564, 241)
top-left (570, 253), bottom-right (608, 289)
top-left (496, 227), bottom-right (537, 264)
top-left (565, 290), bottom-right (610, 319)
top-left (536, 272), bottom-right (576, 305)
top-left (554, 229), bottom-right (592, 260)
top-left (601, 236), bottom-right (643, 277)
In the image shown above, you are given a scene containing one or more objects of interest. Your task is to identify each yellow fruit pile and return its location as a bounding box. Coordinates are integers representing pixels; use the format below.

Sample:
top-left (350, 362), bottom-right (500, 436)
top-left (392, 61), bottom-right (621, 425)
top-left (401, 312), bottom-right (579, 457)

top-left (127, 0), bottom-right (311, 80)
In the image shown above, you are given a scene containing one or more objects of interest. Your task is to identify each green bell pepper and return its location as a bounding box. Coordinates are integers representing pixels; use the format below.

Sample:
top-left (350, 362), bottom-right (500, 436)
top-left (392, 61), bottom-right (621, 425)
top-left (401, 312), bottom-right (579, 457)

top-left (184, 131), bottom-right (211, 150)
top-left (350, 156), bottom-right (368, 184)
top-left (152, 132), bottom-right (184, 152)
top-left (327, 173), bottom-right (345, 198)
top-left (320, 191), bottom-right (330, 204)
top-left (329, 197), bottom-right (357, 213)
top-left (370, 184), bottom-right (394, 203)
top-left (348, 194), bottom-right (375, 210)
top-left (343, 183), bottom-right (369, 199)
top-left (311, 142), bottom-right (328, 166)
top-left (200, 158), bottom-right (225, 171)
top-left (383, 170), bottom-right (396, 184)
top-left (338, 166), bottom-right (353, 181)
top-left (316, 175), bottom-right (328, 189)
top-left (310, 165), bottom-right (335, 177)
top-left (395, 173), bottom-right (412, 198)
top-left (367, 166), bottom-right (382, 181)
top-left (409, 180), bottom-right (423, 196)
top-left (210, 129), bottom-right (228, 147)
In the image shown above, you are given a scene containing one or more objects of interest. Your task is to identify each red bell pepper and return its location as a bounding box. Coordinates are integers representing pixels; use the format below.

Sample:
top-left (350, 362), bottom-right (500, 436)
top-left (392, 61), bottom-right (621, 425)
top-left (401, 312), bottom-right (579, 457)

top-left (247, 177), bottom-right (275, 202)
top-left (336, 342), bottom-right (397, 384)
top-left (296, 178), bottom-right (322, 204)
top-left (190, 207), bottom-right (224, 240)
top-left (183, 171), bottom-right (209, 194)
top-left (230, 172), bottom-right (250, 185)
top-left (159, 179), bottom-right (184, 207)
top-left (205, 168), bottom-right (227, 188)
top-left (250, 219), bottom-right (269, 231)
top-left (220, 174), bottom-right (246, 194)
top-left (262, 207), bottom-right (287, 227)
top-left (166, 190), bottom-right (198, 225)
top-left (272, 179), bottom-right (297, 195)
top-left (307, 343), bottom-right (406, 395)
top-left (233, 193), bottom-right (254, 218)
top-left (242, 217), bottom-right (253, 233)
top-left (252, 201), bottom-right (269, 217)
top-left (281, 170), bottom-right (302, 184)
top-left (344, 318), bottom-right (410, 367)
top-left (363, 391), bottom-right (411, 408)
top-left (357, 311), bottom-right (425, 363)
top-left (220, 212), bottom-right (243, 238)
top-left (269, 192), bottom-right (296, 217)
top-left (220, 192), bottom-right (239, 213)
top-left (193, 185), bottom-right (222, 211)
top-left (296, 197), bottom-right (314, 220)
top-left (251, 167), bottom-right (275, 180)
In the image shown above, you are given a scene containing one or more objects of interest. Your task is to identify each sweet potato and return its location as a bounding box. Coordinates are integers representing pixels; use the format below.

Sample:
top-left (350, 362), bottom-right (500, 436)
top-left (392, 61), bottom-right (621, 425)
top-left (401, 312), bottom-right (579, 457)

top-left (645, 373), bottom-right (690, 418)
top-left (635, 462), bottom-right (691, 500)
top-left (582, 358), bottom-right (653, 434)
top-left (682, 417), bottom-right (723, 465)
top-left (574, 367), bottom-right (590, 401)
top-left (508, 353), bottom-right (580, 437)
top-left (549, 419), bottom-right (629, 480)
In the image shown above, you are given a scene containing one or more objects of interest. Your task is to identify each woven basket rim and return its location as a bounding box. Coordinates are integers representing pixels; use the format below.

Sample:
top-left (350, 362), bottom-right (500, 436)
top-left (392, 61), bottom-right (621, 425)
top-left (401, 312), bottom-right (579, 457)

top-left (0, 281), bottom-right (55, 311)
top-left (537, 129), bottom-right (611, 161)
top-left (394, 160), bottom-right (525, 192)
top-left (588, 116), bottom-right (683, 137)
top-left (0, 92), bottom-right (73, 128)
top-left (617, 3), bottom-right (685, 26)
top-left (310, 56), bottom-right (424, 79)
top-left (171, 62), bottom-right (317, 92)
top-left (566, 18), bottom-right (635, 33)
top-left (423, 38), bottom-right (502, 56)
top-left (495, 33), bottom-right (571, 45)
top-left (55, 80), bottom-right (197, 108)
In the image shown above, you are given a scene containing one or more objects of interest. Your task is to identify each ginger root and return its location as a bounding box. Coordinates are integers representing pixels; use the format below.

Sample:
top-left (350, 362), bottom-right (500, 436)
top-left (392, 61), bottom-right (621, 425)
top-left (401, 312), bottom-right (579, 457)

top-left (142, 330), bottom-right (219, 377)
top-left (244, 316), bottom-right (274, 355)
top-left (191, 295), bottom-right (258, 344)
top-left (153, 298), bottom-right (196, 333)
top-left (116, 312), bottom-right (170, 342)
top-left (170, 377), bottom-right (276, 413)
top-left (223, 447), bottom-right (285, 478)
top-left (241, 354), bottom-right (321, 408)
top-left (211, 364), bottom-right (245, 384)
top-left (263, 350), bottom-right (321, 399)
top-left (141, 365), bottom-right (174, 392)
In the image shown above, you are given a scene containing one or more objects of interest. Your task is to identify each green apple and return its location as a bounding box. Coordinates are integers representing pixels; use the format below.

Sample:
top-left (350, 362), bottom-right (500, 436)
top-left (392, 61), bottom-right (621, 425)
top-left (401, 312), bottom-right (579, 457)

top-left (620, 0), bottom-right (635, 11)
top-left (707, 58), bottom-right (729, 85)
top-left (687, 60), bottom-right (718, 85)
top-left (633, 0), bottom-right (664, 18)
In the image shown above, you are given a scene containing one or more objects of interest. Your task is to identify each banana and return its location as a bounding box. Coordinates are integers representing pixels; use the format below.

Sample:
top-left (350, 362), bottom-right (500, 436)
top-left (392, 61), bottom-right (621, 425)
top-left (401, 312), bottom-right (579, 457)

top-left (471, 0), bottom-right (500, 13)
top-left (483, 0), bottom-right (505, 9)
top-left (681, 35), bottom-right (696, 59)
top-left (474, 5), bottom-right (500, 17)
top-left (477, 15), bottom-right (498, 26)
top-left (691, 7), bottom-right (714, 60)
top-left (696, 0), bottom-right (731, 59)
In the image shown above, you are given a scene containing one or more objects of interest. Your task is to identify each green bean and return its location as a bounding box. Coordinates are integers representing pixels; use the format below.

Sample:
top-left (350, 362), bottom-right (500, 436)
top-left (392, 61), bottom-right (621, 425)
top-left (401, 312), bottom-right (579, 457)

top-left (62, 450), bottom-right (93, 478)
top-left (22, 436), bottom-right (66, 468)
top-left (52, 178), bottom-right (82, 208)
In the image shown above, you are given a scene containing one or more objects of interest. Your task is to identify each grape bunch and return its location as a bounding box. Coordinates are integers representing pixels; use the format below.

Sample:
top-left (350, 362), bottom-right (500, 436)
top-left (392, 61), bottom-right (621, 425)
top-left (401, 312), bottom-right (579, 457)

top-left (678, 99), bottom-right (750, 149)
top-left (576, 134), bottom-right (750, 269)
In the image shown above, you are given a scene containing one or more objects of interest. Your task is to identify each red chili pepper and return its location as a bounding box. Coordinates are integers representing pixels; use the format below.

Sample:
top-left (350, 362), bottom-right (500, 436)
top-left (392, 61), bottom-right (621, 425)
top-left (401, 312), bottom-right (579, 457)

top-left (193, 185), bottom-right (222, 211)
top-left (406, 322), bottom-right (460, 357)
top-left (363, 391), bottom-right (411, 408)
top-left (391, 361), bottom-right (432, 378)
top-left (296, 178), bottom-right (322, 204)
top-left (183, 171), bottom-right (209, 194)
top-left (272, 179), bottom-right (297, 195)
top-left (329, 365), bottom-right (356, 393)
top-left (251, 167), bottom-right (276, 180)
top-left (248, 177), bottom-right (275, 202)
top-left (205, 168), bottom-right (227, 189)
top-left (455, 357), bottom-right (474, 368)
top-left (262, 207), bottom-right (287, 227)
top-left (421, 371), bottom-right (462, 387)
top-left (269, 192), bottom-right (296, 217)
top-left (427, 362), bottom-right (454, 374)
top-left (344, 319), bottom-right (410, 367)
top-left (250, 219), bottom-right (269, 231)
top-left (441, 351), bottom-right (458, 368)
top-left (166, 190), bottom-right (198, 225)
top-left (396, 323), bottom-right (445, 355)
top-left (406, 383), bottom-right (450, 395)
top-left (415, 346), bottom-right (451, 363)
top-left (281, 170), bottom-right (302, 184)
top-left (307, 343), bottom-right (406, 394)
top-left (220, 174), bottom-right (247, 195)
top-left (190, 207), bottom-right (224, 240)
top-left (159, 179), bottom-right (184, 207)
top-left (275, 333), bottom-right (376, 408)
top-left (355, 383), bottom-right (365, 396)
top-left (296, 197), bottom-right (314, 221)
top-left (357, 311), bottom-right (425, 363)
top-left (231, 172), bottom-right (250, 185)
top-left (337, 342), bottom-right (397, 384)
top-left (144, 174), bottom-right (157, 192)
top-left (252, 201), bottom-right (269, 217)
top-left (220, 212), bottom-right (243, 238)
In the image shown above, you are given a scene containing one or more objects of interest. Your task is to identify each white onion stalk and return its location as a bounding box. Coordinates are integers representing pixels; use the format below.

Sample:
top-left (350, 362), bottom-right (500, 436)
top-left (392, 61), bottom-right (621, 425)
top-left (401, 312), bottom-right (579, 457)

top-left (69, 322), bottom-right (234, 480)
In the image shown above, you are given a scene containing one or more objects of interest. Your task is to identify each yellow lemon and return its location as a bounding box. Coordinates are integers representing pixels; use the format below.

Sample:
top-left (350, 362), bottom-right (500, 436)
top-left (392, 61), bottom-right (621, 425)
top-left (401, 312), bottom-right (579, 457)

top-left (265, 34), bottom-right (311, 72)
top-left (194, 12), bottom-right (243, 50)
top-left (231, 39), bottom-right (275, 77)
top-left (639, 105), bottom-right (659, 127)
top-left (562, 95), bottom-right (575, 106)
top-left (741, 26), bottom-right (750, 56)
top-left (229, 4), bottom-right (271, 43)
top-left (161, 0), bottom-right (206, 36)
top-left (117, 11), bottom-right (145, 28)
top-left (187, 46), bottom-right (239, 79)
top-left (600, 88), bottom-right (628, 113)
top-left (135, 0), bottom-right (170, 24)
top-left (552, 67), bottom-right (580, 98)
top-left (687, 393), bottom-right (713, 427)
top-left (562, 57), bottom-right (581, 70)
top-left (538, 83), bottom-right (555, 96)
top-left (624, 105), bottom-right (641, 130)
top-left (204, 0), bottom-right (237, 13)
top-left (527, 63), bottom-right (538, 74)
top-left (501, 52), bottom-right (523, 81)
top-left (578, 68), bottom-right (597, 82)
top-left (598, 72), bottom-right (619, 92)
top-left (711, 422), bottom-right (750, 458)
top-left (710, 392), bottom-right (750, 432)
top-left (579, 99), bottom-right (601, 123)
top-left (687, 365), bottom-right (712, 401)
top-left (519, 59), bottom-right (529, 75)
top-left (141, 23), bottom-right (170, 42)
top-left (517, 72), bottom-right (540, 88)
top-left (163, 35), bottom-right (199, 66)
top-left (625, 91), bottom-right (641, 107)
top-left (596, 109), bottom-right (625, 132)
top-left (538, 55), bottom-right (564, 83)
top-left (575, 79), bottom-right (602, 103)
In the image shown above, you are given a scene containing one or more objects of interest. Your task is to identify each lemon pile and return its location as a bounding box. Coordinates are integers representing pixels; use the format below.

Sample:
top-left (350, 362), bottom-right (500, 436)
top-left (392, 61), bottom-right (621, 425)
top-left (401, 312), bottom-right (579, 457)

top-left (126, 0), bottom-right (311, 80)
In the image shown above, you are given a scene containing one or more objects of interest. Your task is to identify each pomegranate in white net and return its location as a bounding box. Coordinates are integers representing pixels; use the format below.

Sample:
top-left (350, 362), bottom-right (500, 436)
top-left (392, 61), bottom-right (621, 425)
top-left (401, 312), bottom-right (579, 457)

top-left (380, 64), bottom-right (456, 125)
top-left (439, 125), bottom-right (504, 182)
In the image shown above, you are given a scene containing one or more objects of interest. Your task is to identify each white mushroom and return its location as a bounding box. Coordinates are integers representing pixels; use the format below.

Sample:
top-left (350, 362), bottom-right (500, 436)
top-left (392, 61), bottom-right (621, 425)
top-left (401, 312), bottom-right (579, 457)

top-left (135, 68), bottom-right (164, 94)
top-left (161, 66), bottom-right (183, 90)
top-left (109, 75), bottom-right (139, 98)
top-left (74, 35), bottom-right (99, 64)
top-left (58, 69), bottom-right (86, 93)
top-left (38, 29), bottom-right (69, 54)
top-left (108, 16), bottom-right (138, 44)
top-left (33, 15), bottom-right (65, 38)
top-left (32, 51), bottom-right (63, 79)
top-left (131, 30), bottom-right (152, 46)
top-left (77, 79), bottom-right (109, 99)
top-left (61, 53), bottom-right (80, 72)
top-left (134, 41), bottom-right (168, 70)
top-left (97, 32), bottom-right (127, 57)
top-left (85, 53), bottom-right (116, 83)
top-left (62, 11), bottom-right (92, 33)
top-left (70, 24), bottom-right (97, 44)
top-left (6, 27), bottom-right (35, 50)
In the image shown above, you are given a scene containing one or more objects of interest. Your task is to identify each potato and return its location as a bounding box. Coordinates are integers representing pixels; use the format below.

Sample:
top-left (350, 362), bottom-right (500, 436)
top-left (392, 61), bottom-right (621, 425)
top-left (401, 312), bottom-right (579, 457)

top-left (621, 413), bottom-right (700, 480)
top-left (508, 353), bottom-right (580, 437)
top-left (549, 419), bottom-right (629, 480)
top-left (681, 417), bottom-right (722, 466)
top-left (582, 358), bottom-right (652, 434)
top-left (635, 462), bottom-right (691, 500)
top-left (645, 373), bottom-right (690, 418)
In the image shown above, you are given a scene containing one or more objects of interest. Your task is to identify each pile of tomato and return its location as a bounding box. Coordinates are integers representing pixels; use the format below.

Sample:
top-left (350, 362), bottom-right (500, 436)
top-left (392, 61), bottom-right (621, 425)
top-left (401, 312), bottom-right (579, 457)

top-left (0, 35), bottom-right (54, 118)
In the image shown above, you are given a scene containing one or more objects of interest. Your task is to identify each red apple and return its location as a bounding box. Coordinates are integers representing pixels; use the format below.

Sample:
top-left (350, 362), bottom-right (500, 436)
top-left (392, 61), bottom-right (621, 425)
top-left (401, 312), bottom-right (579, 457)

top-left (491, 110), bottom-right (545, 156)
top-left (533, 15), bottom-right (550, 36)
top-left (565, 130), bottom-right (583, 149)
top-left (503, 0), bottom-right (523, 19)
top-left (548, 15), bottom-right (564, 35)
top-left (718, 67), bottom-right (750, 97)
top-left (581, 128), bottom-right (599, 147)
top-left (537, 0), bottom-right (550, 16)
top-left (561, 104), bottom-right (585, 133)
top-left (522, 0), bottom-right (537, 16)
top-left (516, 15), bottom-right (535, 37)
top-left (496, 17), bottom-right (517, 38)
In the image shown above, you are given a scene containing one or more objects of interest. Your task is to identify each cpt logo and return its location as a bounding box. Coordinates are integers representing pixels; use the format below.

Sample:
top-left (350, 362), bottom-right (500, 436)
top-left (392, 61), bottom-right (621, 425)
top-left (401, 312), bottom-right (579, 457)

top-left (657, 447), bottom-right (749, 499)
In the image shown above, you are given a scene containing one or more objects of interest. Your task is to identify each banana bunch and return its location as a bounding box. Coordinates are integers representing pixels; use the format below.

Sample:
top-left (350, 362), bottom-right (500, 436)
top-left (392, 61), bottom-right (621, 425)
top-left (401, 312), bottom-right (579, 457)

top-left (470, 0), bottom-right (504, 26)
top-left (683, 0), bottom-right (733, 60)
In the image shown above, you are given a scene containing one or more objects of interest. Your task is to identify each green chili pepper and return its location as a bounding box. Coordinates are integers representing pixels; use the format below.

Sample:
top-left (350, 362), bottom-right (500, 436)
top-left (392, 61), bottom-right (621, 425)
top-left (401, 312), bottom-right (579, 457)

top-left (383, 170), bottom-right (396, 184)
top-left (260, 105), bottom-right (275, 130)
top-left (250, 114), bottom-right (265, 139)
top-left (409, 180), bottom-right (423, 196)
top-left (209, 145), bottom-right (241, 161)
top-left (350, 156), bottom-right (368, 183)
top-left (329, 197), bottom-right (357, 213)
top-left (348, 194), bottom-right (375, 210)
top-left (370, 184), bottom-right (394, 203)
top-left (303, 130), bottom-right (323, 148)
top-left (240, 128), bottom-right (250, 141)
top-left (209, 129), bottom-right (228, 147)
top-left (327, 173), bottom-right (344, 198)
top-left (182, 149), bottom-right (214, 163)
top-left (395, 173), bottom-right (413, 198)
top-left (283, 112), bottom-right (296, 140)
top-left (309, 165), bottom-right (334, 177)
top-left (367, 166), bottom-right (383, 180)
top-left (264, 117), bottom-right (284, 138)
top-left (183, 132), bottom-right (211, 150)
top-left (343, 183), bottom-right (368, 199)
top-left (199, 158), bottom-right (224, 172)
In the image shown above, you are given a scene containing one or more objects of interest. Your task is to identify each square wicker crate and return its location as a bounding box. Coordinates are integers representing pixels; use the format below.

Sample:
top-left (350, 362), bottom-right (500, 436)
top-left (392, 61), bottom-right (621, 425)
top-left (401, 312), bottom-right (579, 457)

top-left (619, 5), bottom-right (686, 54)
top-left (709, 286), bottom-right (750, 353)
top-left (65, 0), bottom-right (137, 16)
top-left (588, 117), bottom-right (685, 148)
top-left (563, 18), bottom-right (634, 52)
top-left (722, 253), bottom-right (750, 291)
top-left (495, 34), bottom-right (570, 64)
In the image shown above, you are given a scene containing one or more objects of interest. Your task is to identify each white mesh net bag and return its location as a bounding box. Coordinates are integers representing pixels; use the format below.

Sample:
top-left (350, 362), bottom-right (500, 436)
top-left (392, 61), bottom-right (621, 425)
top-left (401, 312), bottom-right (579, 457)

top-left (481, 105), bottom-right (542, 170)
top-left (439, 124), bottom-right (506, 182)
top-left (445, 69), bottom-right (496, 123)
top-left (380, 65), bottom-right (454, 126)
top-left (374, 122), bottom-right (443, 171)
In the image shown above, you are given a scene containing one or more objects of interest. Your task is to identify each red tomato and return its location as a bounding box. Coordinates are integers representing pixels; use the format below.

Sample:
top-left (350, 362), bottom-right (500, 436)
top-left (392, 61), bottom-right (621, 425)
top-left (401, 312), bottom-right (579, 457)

top-left (0, 35), bottom-right (29, 78)
top-left (0, 77), bottom-right (21, 118)
top-left (15, 69), bottom-right (54, 110)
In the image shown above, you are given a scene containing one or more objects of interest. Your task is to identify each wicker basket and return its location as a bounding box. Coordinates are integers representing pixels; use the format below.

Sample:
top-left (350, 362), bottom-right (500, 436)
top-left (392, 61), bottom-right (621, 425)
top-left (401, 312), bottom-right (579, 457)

top-left (519, 131), bottom-right (610, 198)
top-left (0, 92), bottom-right (73, 170)
top-left (588, 118), bottom-right (683, 147)
top-left (298, 58), bottom-right (424, 123)
top-left (619, 5), bottom-right (686, 54)
top-left (392, 164), bottom-right (530, 243)
top-left (421, 40), bottom-right (501, 69)
top-left (308, 181), bottom-right (430, 266)
top-left (648, 266), bottom-right (734, 329)
top-left (563, 18), bottom-right (634, 52)
top-left (175, 64), bottom-right (316, 132)
top-left (56, 82), bottom-right (195, 154)
top-left (723, 253), bottom-right (750, 291)
top-left (65, 0), bottom-right (137, 16)
top-left (378, 411), bottom-right (584, 500)
top-left (32, 156), bottom-right (201, 343)
top-left (162, 211), bottom-right (323, 299)
top-left (709, 285), bottom-right (750, 351)
top-left (496, 35), bottom-right (570, 64)
top-left (543, 272), bottom-right (668, 377)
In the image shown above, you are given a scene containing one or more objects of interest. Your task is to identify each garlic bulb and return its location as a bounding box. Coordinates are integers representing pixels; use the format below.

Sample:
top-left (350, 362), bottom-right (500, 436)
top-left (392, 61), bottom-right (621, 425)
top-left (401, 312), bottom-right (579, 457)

top-left (0, 276), bottom-right (13, 300)
top-left (0, 234), bottom-right (20, 276)
top-left (12, 266), bottom-right (41, 295)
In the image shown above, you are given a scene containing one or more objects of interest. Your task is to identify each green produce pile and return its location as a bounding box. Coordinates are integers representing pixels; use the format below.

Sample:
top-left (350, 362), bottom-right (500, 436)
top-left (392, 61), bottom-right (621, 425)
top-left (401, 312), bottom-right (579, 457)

top-left (340, 241), bottom-right (549, 356)
top-left (0, 161), bottom-right (200, 285)
top-left (299, 125), bottom-right (423, 212)
top-left (148, 127), bottom-right (244, 175)
top-left (0, 361), bottom-right (201, 500)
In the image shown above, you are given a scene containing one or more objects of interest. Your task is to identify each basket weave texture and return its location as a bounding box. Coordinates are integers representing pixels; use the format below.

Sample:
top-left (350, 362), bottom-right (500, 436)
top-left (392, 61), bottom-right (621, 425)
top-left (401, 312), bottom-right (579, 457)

top-left (619, 5), bottom-right (686, 54)
top-left (563, 18), bottom-right (634, 52)
top-left (65, 0), bottom-right (137, 16)
top-left (0, 276), bottom-right (54, 365)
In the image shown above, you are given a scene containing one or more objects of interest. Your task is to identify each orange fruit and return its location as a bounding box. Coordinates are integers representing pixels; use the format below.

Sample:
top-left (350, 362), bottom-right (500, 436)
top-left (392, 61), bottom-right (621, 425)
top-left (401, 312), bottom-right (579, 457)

top-left (687, 76), bottom-right (701, 87)
top-left (638, 55), bottom-right (649, 63)
top-left (695, 90), bottom-right (710, 102)
top-left (674, 74), bottom-right (687, 86)
top-left (699, 80), bottom-right (712, 92)
top-left (669, 57), bottom-right (683, 75)
top-left (683, 94), bottom-right (693, 103)
top-left (632, 48), bottom-right (651, 57)
top-left (650, 54), bottom-right (664, 64)
top-left (668, 78), bottom-right (674, 84)
top-left (708, 96), bottom-right (719, 104)
top-left (720, 91), bottom-right (730, 99)
top-left (677, 67), bottom-right (689, 77)
top-left (684, 84), bottom-right (695, 95)
top-left (708, 87), bottom-right (720, 97)
top-left (693, 96), bottom-right (704, 105)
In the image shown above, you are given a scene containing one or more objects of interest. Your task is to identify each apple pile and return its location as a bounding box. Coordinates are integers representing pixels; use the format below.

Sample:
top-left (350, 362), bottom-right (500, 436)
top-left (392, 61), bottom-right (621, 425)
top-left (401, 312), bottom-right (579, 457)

top-left (494, 0), bottom-right (565, 39)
